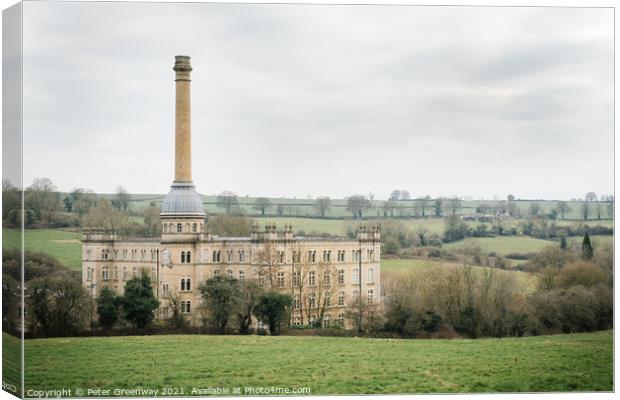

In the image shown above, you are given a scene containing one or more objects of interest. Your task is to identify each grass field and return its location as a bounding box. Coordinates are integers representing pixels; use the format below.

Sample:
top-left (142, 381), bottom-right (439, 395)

top-left (2, 228), bottom-right (82, 270)
top-left (444, 236), bottom-right (555, 255)
top-left (568, 234), bottom-right (613, 248)
top-left (381, 259), bottom-right (537, 293)
top-left (17, 330), bottom-right (612, 394)
top-left (2, 333), bottom-right (21, 396)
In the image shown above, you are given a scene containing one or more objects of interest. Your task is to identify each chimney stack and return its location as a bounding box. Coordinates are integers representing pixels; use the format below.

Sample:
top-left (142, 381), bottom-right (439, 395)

top-left (173, 55), bottom-right (192, 182)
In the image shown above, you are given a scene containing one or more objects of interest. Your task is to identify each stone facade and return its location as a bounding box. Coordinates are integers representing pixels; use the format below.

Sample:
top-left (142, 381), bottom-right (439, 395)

top-left (81, 55), bottom-right (381, 329)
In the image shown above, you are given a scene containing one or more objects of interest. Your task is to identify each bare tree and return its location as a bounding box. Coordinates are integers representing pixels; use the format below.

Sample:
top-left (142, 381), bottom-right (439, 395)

top-left (112, 185), bottom-right (130, 211)
top-left (418, 195), bottom-right (431, 217)
top-left (314, 196), bottom-right (332, 218)
top-left (346, 195), bottom-right (371, 219)
top-left (252, 197), bottom-right (272, 216)
top-left (445, 196), bottom-right (462, 216)
top-left (216, 191), bottom-right (239, 215)
top-left (556, 201), bottom-right (570, 220)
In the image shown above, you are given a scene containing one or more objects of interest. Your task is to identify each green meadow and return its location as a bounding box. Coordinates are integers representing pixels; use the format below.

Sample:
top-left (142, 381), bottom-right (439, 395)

top-left (2, 228), bottom-right (82, 270)
top-left (443, 236), bottom-right (555, 255)
top-left (17, 330), bottom-right (612, 394)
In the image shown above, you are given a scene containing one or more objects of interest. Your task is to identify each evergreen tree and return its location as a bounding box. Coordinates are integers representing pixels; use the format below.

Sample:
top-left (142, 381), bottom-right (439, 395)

top-left (254, 292), bottom-right (292, 335)
top-left (97, 287), bottom-right (121, 330)
top-left (581, 232), bottom-right (594, 261)
top-left (120, 271), bottom-right (159, 328)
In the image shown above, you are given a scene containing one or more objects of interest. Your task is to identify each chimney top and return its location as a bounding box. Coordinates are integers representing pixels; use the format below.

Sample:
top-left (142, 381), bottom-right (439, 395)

top-left (173, 55), bottom-right (192, 73)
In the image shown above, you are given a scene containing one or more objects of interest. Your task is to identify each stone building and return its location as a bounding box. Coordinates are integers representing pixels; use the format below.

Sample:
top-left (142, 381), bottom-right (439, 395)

top-left (82, 56), bottom-right (381, 329)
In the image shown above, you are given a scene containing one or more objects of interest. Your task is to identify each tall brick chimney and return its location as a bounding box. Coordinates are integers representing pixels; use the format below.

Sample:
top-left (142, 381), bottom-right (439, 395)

top-left (173, 55), bottom-right (192, 182)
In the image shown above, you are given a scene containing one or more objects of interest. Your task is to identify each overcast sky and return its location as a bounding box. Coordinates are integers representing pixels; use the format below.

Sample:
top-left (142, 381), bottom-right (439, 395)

top-left (18, 2), bottom-right (613, 200)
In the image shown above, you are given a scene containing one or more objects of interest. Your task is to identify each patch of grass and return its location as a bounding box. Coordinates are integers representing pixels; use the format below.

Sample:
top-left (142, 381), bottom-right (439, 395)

top-left (381, 259), bottom-right (537, 293)
top-left (22, 331), bottom-right (612, 394)
top-left (568, 235), bottom-right (613, 248)
top-left (2, 229), bottom-right (81, 270)
top-left (444, 236), bottom-right (555, 255)
top-left (2, 333), bottom-right (22, 396)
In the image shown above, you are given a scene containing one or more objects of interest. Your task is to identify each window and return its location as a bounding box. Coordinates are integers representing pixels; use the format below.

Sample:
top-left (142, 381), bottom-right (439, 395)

top-left (293, 271), bottom-right (301, 287)
top-left (338, 291), bottom-right (345, 306)
top-left (308, 251), bottom-right (316, 263)
top-left (122, 249), bottom-right (127, 260)
top-left (227, 269), bottom-right (233, 277)
top-left (86, 267), bottom-right (93, 281)
top-left (141, 250), bottom-right (145, 261)
top-left (277, 272), bottom-right (285, 288)
top-left (338, 313), bottom-right (345, 326)
top-left (163, 224), bottom-right (168, 233)
top-left (114, 267), bottom-right (119, 280)
top-left (238, 270), bottom-right (245, 281)
top-left (293, 295), bottom-right (300, 310)
top-left (323, 270), bottom-right (331, 286)
top-left (352, 290), bottom-right (359, 302)
top-left (294, 316), bottom-right (301, 326)
top-left (368, 289), bottom-right (374, 304)
top-left (309, 293), bottom-right (316, 309)
top-left (181, 278), bottom-right (192, 291)
top-left (213, 250), bottom-right (221, 263)
top-left (102, 267), bottom-right (109, 281)
top-left (192, 223), bottom-right (197, 233)
top-left (102, 249), bottom-right (108, 260)
top-left (177, 223), bottom-right (182, 233)
top-left (123, 267), bottom-right (128, 281)
top-left (352, 250), bottom-right (357, 262)
top-left (278, 251), bottom-right (285, 264)
top-left (292, 251), bottom-right (301, 263)
top-left (324, 292), bottom-right (331, 307)
top-left (338, 269), bottom-right (345, 285)
top-left (338, 250), bottom-right (345, 262)
top-left (239, 250), bottom-right (245, 263)
top-left (309, 271), bottom-right (316, 287)
top-left (352, 268), bottom-right (359, 284)
top-left (162, 284), bottom-right (170, 296)
top-left (324, 314), bottom-right (331, 325)
top-left (181, 301), bottom-right (191, 314)
top-left (185, 223), bottom-right (190, 232)
top-left (368, 268), bottom-right (374, 284)
top-left (181, 251), bottom-right (186, 263)
top-left (186, 251), bottom-right (191, 263)
top-left (213, 270), bottom-right (221, 276)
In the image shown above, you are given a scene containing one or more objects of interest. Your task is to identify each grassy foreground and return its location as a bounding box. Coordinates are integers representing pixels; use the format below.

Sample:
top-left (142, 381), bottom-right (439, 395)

top-left (19, 330), bottom-right (612, 394)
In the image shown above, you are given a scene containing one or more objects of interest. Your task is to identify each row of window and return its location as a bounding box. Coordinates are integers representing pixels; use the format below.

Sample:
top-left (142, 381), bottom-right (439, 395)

top-left (163, 222), bottom-right (203, 234)
top-left (88, 266), bottom-right (156, 282)
top-left (292, 289), bottom-right (374, 310)
top-left (189, 248), bottom-right (377, 264)
top-left (87, 248), bottom-right (158, 262)
top-left (292, 313), bottom-right (345, 326)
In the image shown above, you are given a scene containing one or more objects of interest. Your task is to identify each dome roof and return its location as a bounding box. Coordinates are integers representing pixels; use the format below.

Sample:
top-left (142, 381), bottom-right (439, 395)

top-left (160, 181), bottom-right (205, 217)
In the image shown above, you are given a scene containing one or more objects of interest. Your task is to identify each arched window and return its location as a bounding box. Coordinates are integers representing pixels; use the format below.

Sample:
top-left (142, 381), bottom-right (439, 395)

top-left (177, 223), bottom-right (182, 233)
top-left (185, 223), bottom-right (190, 232)
top-left (163, 283), bottom-right (170, 296)
top-left (102, 267), bottom-right (109, 281)
top-left (192, 223), bottom-right (197, 233)
top-left (181, 251), bottom-right (186, 263)
top-left (181, 278), bottom-right (191, 291)
top-left (186, 251), bottom-right (191, 263)
top-left (227, 269), bottom-right (233, 277)
top-left (213, 250), bottom-right (217, 262)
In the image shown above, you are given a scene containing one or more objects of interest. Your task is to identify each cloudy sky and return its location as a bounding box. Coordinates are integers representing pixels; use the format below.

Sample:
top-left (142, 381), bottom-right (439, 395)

top-left (18, 2), bottom-right (613, 200)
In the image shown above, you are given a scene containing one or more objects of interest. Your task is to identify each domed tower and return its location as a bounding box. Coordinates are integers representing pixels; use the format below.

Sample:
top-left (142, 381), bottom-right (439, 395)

top-left (161, 56), bottom-right (205, 241)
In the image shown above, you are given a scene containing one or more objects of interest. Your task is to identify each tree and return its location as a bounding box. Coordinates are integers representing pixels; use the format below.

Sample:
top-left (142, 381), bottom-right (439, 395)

top-left (528, 202), bottom-right (542, 217)
top-left (252, 197), bottom-right (272, 216)
top-left (585, 192), bottom-right (598, 202)
top-left (580, 201), bottom-right (591, 220)
top-left (401, 190), bottom-right (411, 200)
top-left (206, 214), bottom-right (253, 236)
top-left (418, 195), bottom-right (431, 218)
top-left (216, 191), bottom-right (239, 215)
top-left (120, 270), bottom-right (159, 328)
top-left (314, 197), bottom-right (331, 218)
top-left (595, 203), bottom-right (603, 220)
top-left (390, 190), bottom-right (402, 201)
top-left (276, 203), bottom-right (285, 217)
top-left (199, 275), bottom-right (240, 332)
top-left (112, 185), bottom-right (130, 211)
top-left (27, 271), bottom-right (89, 337)
top-left (507, 194), bottom-right (515, 202)
top-left (556, 201), bottom-right (570, 220)
top-left (163, 293), bottom-right (187, 329)
top-left (82, 198), bottom-right (129, 232)
top-left (346, 195), bottom-right (371, 219)
top-left (237, 280), bottom-right (264, 334)
top-left (254, 292), bottom-right (292, 335)
top-left (141, 202), bottom-right (162, 237)
top-left (433, 198), bottom-right (443, 217)
top-left (581, 232), bottom-right (594, 261)
top-left (443, 215), bottom-right (468, 243)
top-left (2, 179), bottom-right (20, 227)
top-left (96, 287), bottom-right (121, 330)
top-left (25, 177), bottom-right (61, 225)
top-left (445, 196), bottom-right (461, 216)
top-left (382, 200), bottom-right (396, 217)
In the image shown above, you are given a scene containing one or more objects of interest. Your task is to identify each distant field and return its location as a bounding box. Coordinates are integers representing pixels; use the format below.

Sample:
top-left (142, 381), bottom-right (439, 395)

top-left (19, 330), bottom-right (612, 394)
top-left (568, 235), bottom-right (613, 248)
top-left (2, 228), bottom-right (82, 270)
top-left (381, 258), bottom-right (537, 293)
top-left (444, 236), bottom-right (555, 255)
